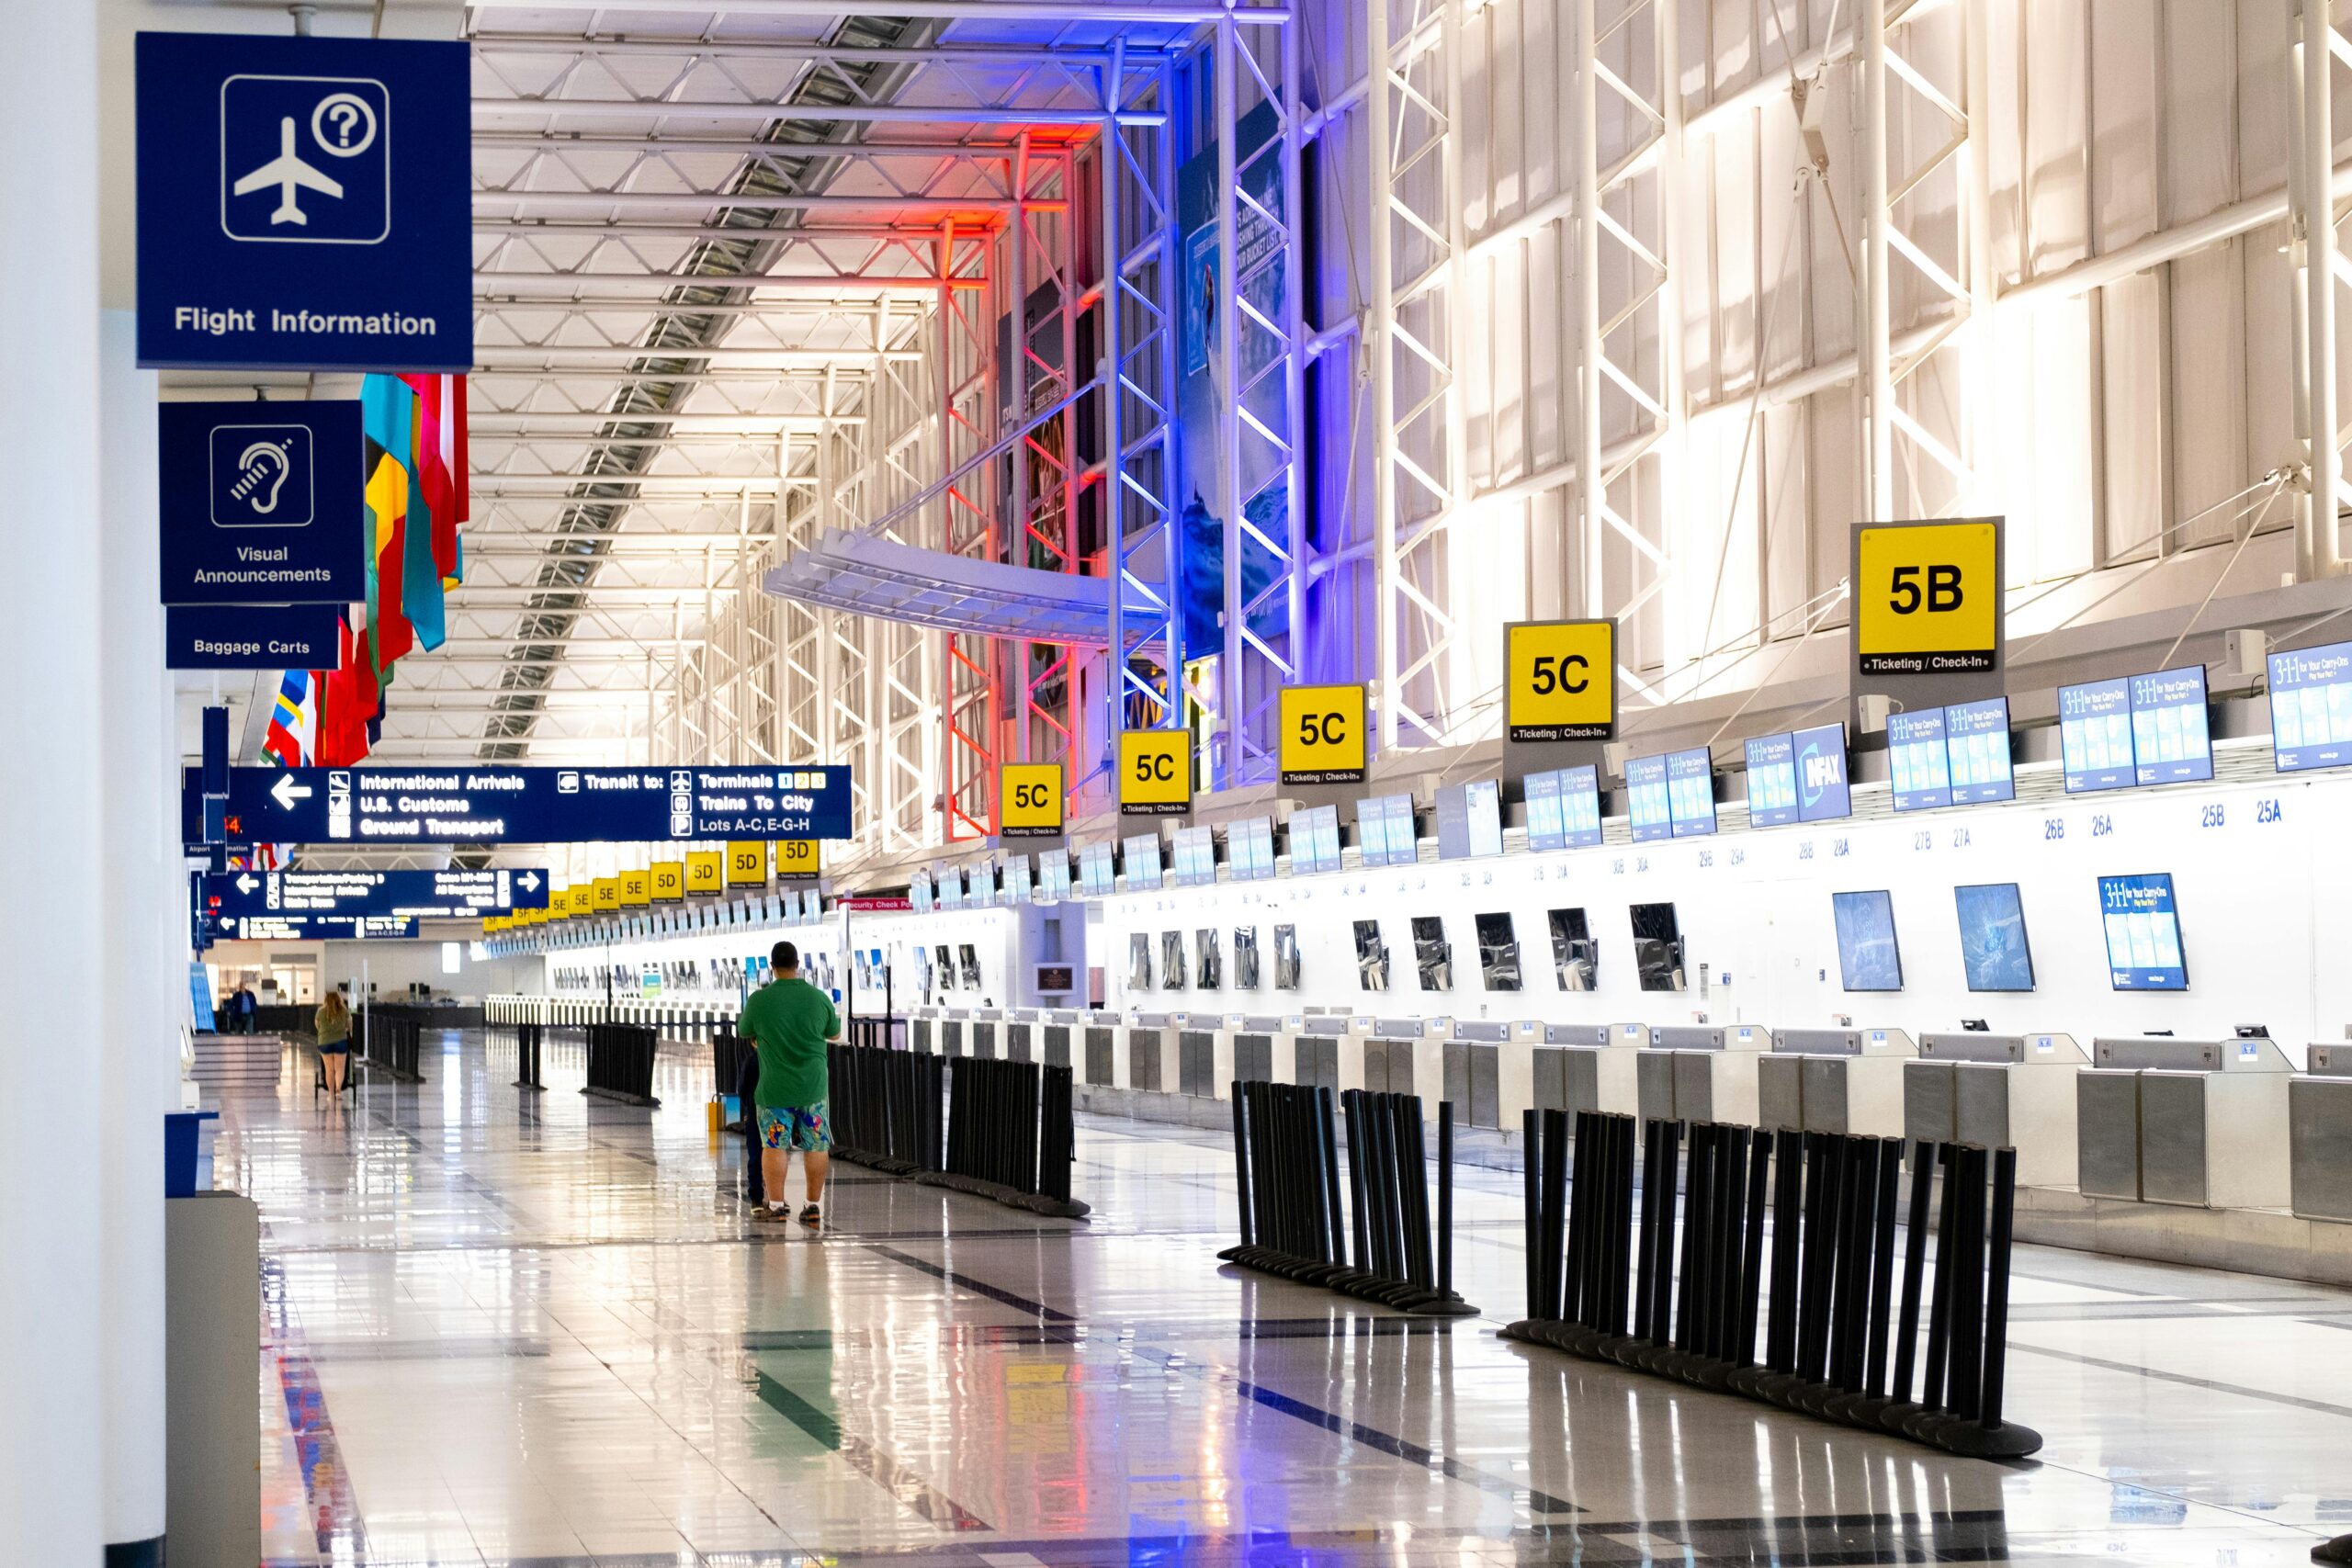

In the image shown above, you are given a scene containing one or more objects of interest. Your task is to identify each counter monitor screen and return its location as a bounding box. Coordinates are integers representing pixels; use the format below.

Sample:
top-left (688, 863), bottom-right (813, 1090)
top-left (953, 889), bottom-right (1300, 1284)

top-left (1548, 907), bottom-right (1597, 991)
top-left (1744, 723), bottom-right (1850, 827)
top-left (1523, 764), bottom-right (1605, 852)
top-left (1232, 925), bottom-right (1261, 988)
top-left (1411, 915), bottom-right (1453, 991)
top-left (1943, 697), bottom-right (2017, 804)
top-left (1127, 931), bottom-right (1153, 991)
top-left (1123, 834), bottom-right (1164, 891)
top-left (1077, 840), bottom-right (1116, 898)
top-left (1666, 748), bottom-right (1718, 837)
top-left (1435, 779), bottom-right (1504, 860)
top-left (1356, 793), bottom-right (1418, 867)
top-left (1001, 854), bottom-right (1031, 904)
top-left (1037, 850), bottom-right (1072, 903)
top-left (2059, 677), bottom-right (2135, 792)
top-left (1953, 881), bottom-right (2034, 992)
top-left (1475, 911), bottom-right (1521, 991)
top-left (1628, 902), bottom-right (1684, 991)
top-left (1353, 919), bottom-right (1390, 992)
top-left (1160, 931), bottom-right (1186, 990)
top-left (1289, 805), bottom-right (1342, 875)
top-left (1624, 752), bottom-right (1673, 842)
top-left (1228, 816), bottom-right (1277, 880)
top-left (1171, 826), bottom-right (1216, 886)
top-left (2128, 665), bottom-right (2213, 785)
top-left (1273, 923), bottom-right (1302, 989)
top-left (2269, 637), bottom-right (2352, 772)
top-left (939, 864), bottom-right (965, 909)
top-left (910, 868), bottom-right (933, 914)
top-left (1830, 889), bottom-right (1904, 992)
top-left (2098, 872), bottom-right (2188, 990)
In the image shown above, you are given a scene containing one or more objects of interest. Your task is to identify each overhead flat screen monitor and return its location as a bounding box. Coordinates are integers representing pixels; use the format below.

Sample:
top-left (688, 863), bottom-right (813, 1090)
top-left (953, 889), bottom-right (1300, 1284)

top-left (2059, 677), bottom-right (2135, 793)
top-left (1037, 849), bottom-right (1072, 903)
top-left (1624, 752), bottom-right (1673, 843)
top-left (1886, 706), bottom-right (1953, 810)
top-left (1289, 805), bottom-right (1342, 875)
top-left (1830, 889), bottom-right (1904, 992)
top-left (1123, 834), bottom-right (1164, 891)
top-left (1356, 793), bottom-right (1418, 867)
top-left (1953, 882), bottom-right (2034, 993)
top-left (2269, 638), bottom-right (2352, 772)
top-left (909, 868), bottom-right (933, 914)
top-left (1171, 826), bottom-right (1216, 886)
top-left (1523, 764), bottom-right (1604, 852)
top-left (1077, 840), bottom-right (1116, 898)
top-left (1228, 816), bottom-right (1277, 880)
top-left (1001, 854), bottom-right (1032, 904)
top-left (1943, 697), bottom-right (2016, 804)
top-left (2098, 873), bottom-right (2188, 990)
top-left (939, 863), bottom-right (966, 909)
top-left (2129, 666), bottom-right (2213, 785)
top-left (1666, 748), bottom-right (1717, 837)
top-left (1743, 723), bottom-right (1850, 827)
top-left (1435, 779), bottom-right (1504, 860)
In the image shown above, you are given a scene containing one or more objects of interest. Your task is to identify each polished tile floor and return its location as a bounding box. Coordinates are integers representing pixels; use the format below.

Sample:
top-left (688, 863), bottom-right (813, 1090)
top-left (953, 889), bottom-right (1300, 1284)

top-left (215, 1028), bottom-right (2352, 1566)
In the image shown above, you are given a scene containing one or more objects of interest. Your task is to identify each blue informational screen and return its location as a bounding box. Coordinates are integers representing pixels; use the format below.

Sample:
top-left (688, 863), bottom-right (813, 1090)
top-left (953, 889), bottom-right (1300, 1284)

top-left (1290, 805), bottom-right (1343, 874)
top-left (1435, 780), bottom-right (1503, 860)
top-left (1944, 697), bottom-right (2017, 803)
top-left (1172, 827), bottom-right (1216, 886)
top-left (1624, 753), bottom-right (1672, 843)
top-left (210, 866), bottom-right (548, 919)
top-left (1744, 726), bottom-right (1849, 826)
top-left (1078, 841), bottom-right (1117, 897)
top-left (1886, 707), bottom-right (1954, 811)
top-left (1742, 732), bottom-right (1801, 827)
top-left (2098, 873), bottom-right (2188, 990)
top-left (1830, 889), bottom-right (1903, 992)
top-left (1523, 765), bottom-right (1604, 852)
top-left (909, 869), bottom-right (933, 913)
top-left (1036, 852), bottom-right (1071, 903)
top-left (1355, 794), bottom-right (1418, 867)
top-left (1953, 882), bottom-right (2034, 992)
top-left (2059, 678), bottom-right (2136, 792)
top-left (2270, 638), bottom-right (2352, 773)
top-left (1123, 834), bottom-right (1164, 891)
top-left (1666, 748), bottom-right (1718, 838)
top-left (187, 962), bottom-right (217, 1030)
top-left (1228, 816), bottom-right (1276, 881)
top-left (2129, 666), bottom-right (2213, 784)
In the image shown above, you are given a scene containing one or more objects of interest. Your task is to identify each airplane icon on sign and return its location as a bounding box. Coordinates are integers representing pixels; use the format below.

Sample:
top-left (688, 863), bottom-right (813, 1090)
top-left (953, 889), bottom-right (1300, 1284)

top-left (232, 117), bottom-right (342, 227)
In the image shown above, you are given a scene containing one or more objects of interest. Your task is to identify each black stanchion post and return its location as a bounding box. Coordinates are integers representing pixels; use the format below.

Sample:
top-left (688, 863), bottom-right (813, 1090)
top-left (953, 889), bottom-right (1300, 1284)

top-left (1736, 1128), bottom-right (1770, 1368)
top-left (1317, 1087), bottom-right (1346, 1267)
top-left (1522, 1109), bottom-right (1544, 1318)
top-left (1919, 1144), bottom-right (1962, 1415)
top-left (1551, 1109), bottom-right (1578, 1324)
top-left (1980, 1145), bottom-right (2016, 1428)
top-left (1437, 1108), bottom-right (1454, 1299)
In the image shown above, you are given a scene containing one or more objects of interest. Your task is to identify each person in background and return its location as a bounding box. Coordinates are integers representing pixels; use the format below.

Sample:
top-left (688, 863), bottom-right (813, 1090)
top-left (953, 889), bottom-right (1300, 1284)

top-left (735, 939), bottom-right (842, 1229)
top-left (314, 989), bottom-right (353, 1096)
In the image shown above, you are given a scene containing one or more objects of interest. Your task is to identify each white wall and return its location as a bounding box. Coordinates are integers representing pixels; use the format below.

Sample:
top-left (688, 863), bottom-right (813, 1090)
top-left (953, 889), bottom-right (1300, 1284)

top-left (1093, 753), bottom-right (2349, 1062)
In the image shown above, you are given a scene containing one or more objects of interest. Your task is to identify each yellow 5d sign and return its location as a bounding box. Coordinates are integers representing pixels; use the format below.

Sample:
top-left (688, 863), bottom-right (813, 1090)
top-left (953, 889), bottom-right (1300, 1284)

top-left (650, 862), bottom-right (684, 902)
top-left (1278, 683), bottom-right (1369, 785)
top-left (685, 851), bottom-right (723, 894)
top-left (726, 840), bottom-right (769, 887)
top-left (618, 868), bottom-right (650, 907)
top-left (1504, 619), bottom-right (1615, 742)
top-left (1000, 761), bottom-right (1064, 840)
top-left (1119, 729), bottom-right (1192, 817)
top-left (775, 840), bottom-right (821, 881)
top-left (1853, 517), bottom-right (2002, 675)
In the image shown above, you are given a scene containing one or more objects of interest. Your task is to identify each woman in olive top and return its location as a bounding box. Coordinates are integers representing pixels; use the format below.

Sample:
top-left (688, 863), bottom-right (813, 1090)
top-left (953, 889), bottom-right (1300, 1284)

top-left (315, 990), bottom-right (352, 1096)
top-left (735, 939), bottom-right (842, 1227)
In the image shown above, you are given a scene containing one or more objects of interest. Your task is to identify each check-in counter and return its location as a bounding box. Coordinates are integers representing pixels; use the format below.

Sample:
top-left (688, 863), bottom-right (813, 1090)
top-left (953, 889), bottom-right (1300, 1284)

top-left (1448, 1020), bottom-right (1544, 1128)
top-left (2077, 1035), bottom-right (2294, 1210)
top-left (1905, 1031), bottom-right (2086, 1188)
top-left (1126, 1012), bottom-right (1175, 1093)
top-left (1080, 1011), bottom-right (1119, 1086)
top-left (909, 1008), bottom-right (937, 1055)
top-left (1004, 1010), bottom-right (1035, 1063)
top-left (1636, 1024), bottom-right (1767, 1124)
top-left (1364, 1015), bottom-right (1452, 1108)
top-left (1531, 1023), bottom-right (1636, 1118)
top-left (1039, 1010), bottom-right (1079, 1070)
top-left (968, 1007), bottom-right (1003, 1060)
top-left (1760, 1027), bottom-right (1916, 1137)
top-left (2290, 1043), bottom-right (2352, 1223)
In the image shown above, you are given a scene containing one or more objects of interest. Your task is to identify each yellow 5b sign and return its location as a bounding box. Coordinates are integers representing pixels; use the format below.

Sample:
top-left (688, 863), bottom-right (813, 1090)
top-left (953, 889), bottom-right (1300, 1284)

top-left (1279, 683), bottom-right (1369, 785)
top-left (1853, 518), bottom-right (2002, 675)
top-left (1119, 729), bottom-right (1192, 817)
top-left (1505, 619), bottom-right (1615, 742)
top-left (775, 840), bottom-right (821, 881)
top-left (649, 862), bottom-right (684, 902)
top-left (684, 851), bottom-right (723, 894)
top-left (726, 840), bottom-right (769, 887)
top-left (1000, 761), bottom-right (1065, 840)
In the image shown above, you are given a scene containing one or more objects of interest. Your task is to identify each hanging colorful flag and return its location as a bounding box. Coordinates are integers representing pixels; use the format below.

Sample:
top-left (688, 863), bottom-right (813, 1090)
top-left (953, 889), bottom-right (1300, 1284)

top-left (263, 669), bottom-right (317, 769)
top-left (401, 382), bottom-right (446, 651)
top-left (361, 374), bottom-right (416, 677)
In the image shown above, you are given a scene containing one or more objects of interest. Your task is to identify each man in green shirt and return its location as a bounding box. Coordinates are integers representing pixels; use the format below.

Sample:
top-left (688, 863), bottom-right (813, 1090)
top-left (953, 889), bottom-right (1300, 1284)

top-left (735, 940), bottom-right (842, 1227)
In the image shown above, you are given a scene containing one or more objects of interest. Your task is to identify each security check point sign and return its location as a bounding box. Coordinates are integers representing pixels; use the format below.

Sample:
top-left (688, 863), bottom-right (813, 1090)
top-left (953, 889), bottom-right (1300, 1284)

top-left (135, 32), bottom-right (471, 371)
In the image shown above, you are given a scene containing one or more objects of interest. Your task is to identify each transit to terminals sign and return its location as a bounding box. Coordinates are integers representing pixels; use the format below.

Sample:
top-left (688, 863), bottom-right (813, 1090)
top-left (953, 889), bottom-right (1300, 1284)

top-left (193, 764), bottom-right (853, 845)
top-left (207, 867), bottom-right (548, 919)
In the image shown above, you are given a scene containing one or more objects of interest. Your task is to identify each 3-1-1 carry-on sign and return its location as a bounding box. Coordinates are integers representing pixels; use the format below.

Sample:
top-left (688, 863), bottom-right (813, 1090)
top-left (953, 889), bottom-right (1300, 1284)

top-left (134, 31), bottom-right (471, 371)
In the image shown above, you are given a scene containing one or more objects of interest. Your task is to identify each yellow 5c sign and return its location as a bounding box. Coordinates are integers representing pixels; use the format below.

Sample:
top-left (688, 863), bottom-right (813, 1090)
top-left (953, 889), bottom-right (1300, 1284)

top-left (775, 840), bottom-right (821, 880)
top-left (684, 851), bottom-right (723, 894)
top-left (1000, 761), bottom-right (1064, 840)
top-left (1853, 518), bottom-right (2002, 675)
top-left (1505, 619), bottom-right (1616, 742)
top-left (1278, 683), bottom-right (1369, 785)
top-left (650, 862), bottom-right (684, 902)
top-left (726, 840), bottom-right (769, 887)
top-left (1119, 729), bottom-right (1192, 817)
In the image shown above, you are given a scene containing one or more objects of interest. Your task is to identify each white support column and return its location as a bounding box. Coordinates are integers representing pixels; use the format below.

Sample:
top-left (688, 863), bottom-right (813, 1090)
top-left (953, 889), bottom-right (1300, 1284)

top-left (1215, 15), bottom-right (1245, 783)
top-left (2296, 0), bottom-right (2345, 576)
top-left (1367, 0), bottom-right (1398, 747)
top-left (1573, 0), bottom-right (1606, 615)
top-left (1859, 0), bottom-right (1894, 521)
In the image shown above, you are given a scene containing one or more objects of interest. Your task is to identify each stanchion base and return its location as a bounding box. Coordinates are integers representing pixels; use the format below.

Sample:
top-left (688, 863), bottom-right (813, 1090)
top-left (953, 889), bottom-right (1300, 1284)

top-left (511, 1080), bottom-right (544, 1092)
top-left (1905, 1411), bottom-right (2043, 1459)
top-left (2312, 1534), bottom-right (2352, 1564)
top-left (580, 1086), bottom-right (662, 1109)
top-left (830, 1147), bottom-right (1092, 1219)
top-left (1225, 1247), bottom-right (1478, 1316)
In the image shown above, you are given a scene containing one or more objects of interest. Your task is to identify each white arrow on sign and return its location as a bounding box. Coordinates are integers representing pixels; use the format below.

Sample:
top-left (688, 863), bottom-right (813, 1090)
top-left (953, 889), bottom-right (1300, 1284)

top-left (270, 774), bottom-right (313, 811)
top-left (518, 873), bottom-right (539, 890)
top-left (234, 874), bottom-right (259, 894)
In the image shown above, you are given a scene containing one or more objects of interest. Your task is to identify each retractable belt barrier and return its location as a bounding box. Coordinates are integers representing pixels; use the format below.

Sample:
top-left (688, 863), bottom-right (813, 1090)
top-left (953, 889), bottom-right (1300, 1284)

top-left (355, 1014), bottom-right (422, 1082)
top-left (1218, 1081), bottom-right (1476, 1317)
top-left (581, 1023), bottom-right (661, 1107)
top-left (1502, 1111), bottom-right (2040, 1458)
top-left (711, 1031), bottom-right (755, 1129)
top-left (823, 1042), bottom-right (1088, 1219)
top-left (485, 1016), bottom-right (545, 1089)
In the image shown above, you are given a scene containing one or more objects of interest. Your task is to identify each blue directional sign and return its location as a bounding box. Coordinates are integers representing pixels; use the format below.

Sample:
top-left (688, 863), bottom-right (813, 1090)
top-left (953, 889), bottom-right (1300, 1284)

top-left (135, 31), bottom-right (471, 371)
top-left (209, 867), bottom-right (551, 919)
top-left (166, 604), bottom-right (345, 670)
top-left (191, 765), bottom-right (855, 846)
top-left (160, 401), bottom-right (364, 605)
top-left (214, 912), bottom-right (418, 941)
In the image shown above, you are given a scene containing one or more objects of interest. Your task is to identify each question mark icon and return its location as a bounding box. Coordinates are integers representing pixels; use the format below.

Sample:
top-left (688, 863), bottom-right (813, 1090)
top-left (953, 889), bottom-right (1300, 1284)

top-left (308, 92), bottom-right (378, 159)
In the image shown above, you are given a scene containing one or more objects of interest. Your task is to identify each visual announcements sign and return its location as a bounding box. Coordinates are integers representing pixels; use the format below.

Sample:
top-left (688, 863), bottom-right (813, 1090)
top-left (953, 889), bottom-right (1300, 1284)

top-left (134, 32), bottom-right (472, 371)
top-left (194, 765), bottom-right (854, 846)
top-left (159, 401), bottom-right (365, 605)
top-left (1850, 518), bottom-right (2004, 705)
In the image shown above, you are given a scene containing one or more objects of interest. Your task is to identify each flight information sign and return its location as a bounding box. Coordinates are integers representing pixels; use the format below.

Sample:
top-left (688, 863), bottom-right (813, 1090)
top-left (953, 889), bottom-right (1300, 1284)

top-left (192, 764), bottom-right (853, 845)
top-left (209, 866), bottom-right (548, 919)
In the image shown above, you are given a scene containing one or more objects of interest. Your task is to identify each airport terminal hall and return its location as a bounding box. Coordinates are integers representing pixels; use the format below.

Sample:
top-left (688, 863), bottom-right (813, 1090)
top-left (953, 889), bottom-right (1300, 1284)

top-left (25, 0), bottom-right (2352, 1564)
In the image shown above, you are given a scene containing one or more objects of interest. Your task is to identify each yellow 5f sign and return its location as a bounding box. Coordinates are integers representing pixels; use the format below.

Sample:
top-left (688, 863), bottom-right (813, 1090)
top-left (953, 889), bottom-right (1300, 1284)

top-left (1000, 761), bottom-right (1064, 840)
top-left (1278, 684), bottom-right (1369, 785)
top-left (1504, 619), bottom-right (1615, 742)
top-left (775, 840), bottom-right (821, 881)
top-left (1119, 729), bottom-right (1192, 817)
top-left (684, 851), bottom-right (723, 894)
top-left (1853, 518), bottom-right (2002, 675)
top-left (725, 840), bottom-right (769, 887)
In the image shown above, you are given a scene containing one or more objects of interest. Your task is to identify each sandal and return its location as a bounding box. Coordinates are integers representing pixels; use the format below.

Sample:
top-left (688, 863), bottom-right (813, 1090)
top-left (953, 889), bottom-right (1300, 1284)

top-left (798, 1204), bottom-right (822, 1230)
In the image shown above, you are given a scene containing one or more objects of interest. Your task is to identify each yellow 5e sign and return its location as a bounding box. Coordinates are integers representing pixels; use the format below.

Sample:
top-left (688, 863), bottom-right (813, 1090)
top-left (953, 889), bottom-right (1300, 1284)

top-left (593, 877), bottom-right (620, 912)
top-left (1119, 729), bottom-right (1192, 817)
top-left (1504, 619), bottom-right (1615, 742)
top-left (726, 840), bottom-right (769, 887)
top-left (650, 862), bottom-right (684, 902)
top-left (618, 869), bottom-right (650, 907)
top-left (684, 851), bottom-right (723, 894)
top-left (1278, 683), bottom-right (1369, 785)
top-left (1000, 761), bottom-right (1065, 840)
top-left (1853, 518), bottom-right (2002, 675)
top-left (775, 840), bottom-right (821, 881)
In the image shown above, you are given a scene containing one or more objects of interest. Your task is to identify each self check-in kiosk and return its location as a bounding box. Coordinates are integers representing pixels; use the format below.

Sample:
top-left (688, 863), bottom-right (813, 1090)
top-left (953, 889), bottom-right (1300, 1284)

top-left (1635, 1023), bottom-right (1766, 1125)
top-left (2290, 1042), bottom-right (2352, 1224)
top-left (1759, 1027), bottom-right (1917, 1138)
top-left (1905, 1032), bottom-right (2087, 1190)
top-left (2076, 1035), bottom-right (2294, 1211)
